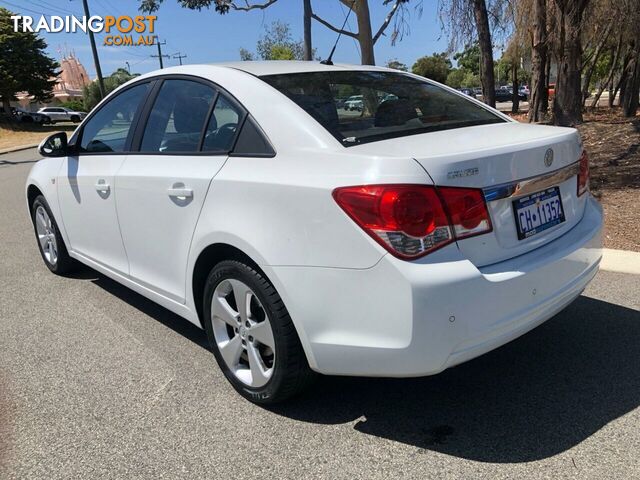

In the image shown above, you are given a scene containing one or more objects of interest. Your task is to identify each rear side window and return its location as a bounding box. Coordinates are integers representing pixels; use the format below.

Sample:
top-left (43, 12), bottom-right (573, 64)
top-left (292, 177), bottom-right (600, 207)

top-left (232, 116), bottom-right (275, 157)
top-left (202, 95), bottom-right (243, 152)
top-left (79, 83), bottom-right (149, 153)
top-left (140, 79), bottom-right (217, 153)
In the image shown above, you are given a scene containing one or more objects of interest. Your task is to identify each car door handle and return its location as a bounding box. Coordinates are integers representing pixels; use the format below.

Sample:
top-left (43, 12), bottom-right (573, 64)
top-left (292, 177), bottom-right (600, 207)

top-left (167, 187), bottom-right (193, 199)
top-left (95, 180), bottom-right (110, 193)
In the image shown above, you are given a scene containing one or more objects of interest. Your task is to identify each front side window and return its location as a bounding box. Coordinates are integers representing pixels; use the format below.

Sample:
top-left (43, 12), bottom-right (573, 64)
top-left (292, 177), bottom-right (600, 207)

top-left (140, 79), bottom-right (217, 153)
top-left (261, 71), bottom-right (505, 146)
top-left (79, 83), bottom-right (149, 153)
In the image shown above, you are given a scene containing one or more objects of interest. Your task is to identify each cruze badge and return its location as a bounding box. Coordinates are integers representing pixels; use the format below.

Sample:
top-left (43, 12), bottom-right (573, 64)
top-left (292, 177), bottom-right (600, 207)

top-left (447, 167), bottom-right (479, 179)
top-left (544, 148), bottom-right (554, 167)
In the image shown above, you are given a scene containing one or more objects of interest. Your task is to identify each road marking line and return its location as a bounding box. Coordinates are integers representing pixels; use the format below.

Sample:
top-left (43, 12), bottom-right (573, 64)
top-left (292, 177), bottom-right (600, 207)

top-left (601, 248), bottom-right (640, 275)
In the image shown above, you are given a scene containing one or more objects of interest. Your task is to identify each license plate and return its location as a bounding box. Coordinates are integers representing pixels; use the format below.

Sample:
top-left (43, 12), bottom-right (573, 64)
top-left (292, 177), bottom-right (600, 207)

top-left (512, 187), bottom-right (565, 240)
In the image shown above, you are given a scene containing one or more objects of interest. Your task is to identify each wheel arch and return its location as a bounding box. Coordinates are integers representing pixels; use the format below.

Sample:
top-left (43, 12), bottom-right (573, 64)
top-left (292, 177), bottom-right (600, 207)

top-left (191, 242), bottom-right (266, 328)
top-left (27, 184), bottom-right (44, 211)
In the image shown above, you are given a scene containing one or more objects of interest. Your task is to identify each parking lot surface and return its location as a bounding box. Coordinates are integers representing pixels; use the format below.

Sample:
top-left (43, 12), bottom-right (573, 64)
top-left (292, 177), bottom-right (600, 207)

top-left (1, 149), bottom-right (639, 479)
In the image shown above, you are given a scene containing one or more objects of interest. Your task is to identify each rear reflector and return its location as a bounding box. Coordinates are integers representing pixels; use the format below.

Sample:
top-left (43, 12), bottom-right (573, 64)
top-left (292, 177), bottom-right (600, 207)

top-left (333, 184), bottom-right (491, 259)
top-left (577, 150), bottom-right (590, 196)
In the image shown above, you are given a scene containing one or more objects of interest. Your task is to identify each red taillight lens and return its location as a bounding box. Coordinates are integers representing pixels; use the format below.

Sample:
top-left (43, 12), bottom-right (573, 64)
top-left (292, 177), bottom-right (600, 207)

top-left (438, 187), bottom-right (492, 239)
top-left (333, 184), bottom-right (491, 259)
top-left (577, 150), bottom-right (589, 196)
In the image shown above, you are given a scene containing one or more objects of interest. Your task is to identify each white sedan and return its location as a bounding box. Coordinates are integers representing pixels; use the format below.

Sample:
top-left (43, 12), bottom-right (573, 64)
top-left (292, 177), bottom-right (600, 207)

top-left (26, 62), bottom-right (602, 404)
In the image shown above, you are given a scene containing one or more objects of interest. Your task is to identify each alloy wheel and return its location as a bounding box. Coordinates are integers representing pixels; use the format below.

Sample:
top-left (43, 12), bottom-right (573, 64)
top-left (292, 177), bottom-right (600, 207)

top-left (211, 279), bottom-right (275, 388)
top-left (35, 206), bottom-right (58, 266)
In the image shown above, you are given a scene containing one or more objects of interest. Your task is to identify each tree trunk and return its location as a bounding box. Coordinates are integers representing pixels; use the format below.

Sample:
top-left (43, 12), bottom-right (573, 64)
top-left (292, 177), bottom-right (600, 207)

top-left (591, 36), bottom-right (622, 108)
top-left (552, 0), bottom-right (588, 126)
top-left (472, 0), bottom-right (495, 107)
top-left (581, 21), bottom-right (613, 107)
top-left (2, 97), bottom-right (12, 116)
top-left (528, 0), bottom-right (548, 122)
top-left (512, 61), bottom-right (520, 113)
top-left (621, 42), bottom-right (640, 117)
top-left (355, 0), bottom-right (375, 65)
top-left (303, 0), bottom-right (312, 61)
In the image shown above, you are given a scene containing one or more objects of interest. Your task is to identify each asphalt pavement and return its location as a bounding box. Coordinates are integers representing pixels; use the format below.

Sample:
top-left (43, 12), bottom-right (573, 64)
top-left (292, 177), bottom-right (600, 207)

top-left (1, 148), bottom-right (639, 479)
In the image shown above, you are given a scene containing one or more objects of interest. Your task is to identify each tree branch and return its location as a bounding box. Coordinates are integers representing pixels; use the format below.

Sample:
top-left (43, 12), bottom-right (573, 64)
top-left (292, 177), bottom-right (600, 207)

top-left (373, 0), bottom-right (401, 45)
top-left (310, 12), bottom-right (358, 38)
top-left (229, 0), bottom-right (279, 11)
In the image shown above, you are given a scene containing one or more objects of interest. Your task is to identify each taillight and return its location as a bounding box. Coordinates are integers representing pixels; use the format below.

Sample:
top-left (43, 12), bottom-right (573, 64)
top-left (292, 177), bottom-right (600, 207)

top-left (333, 184), bottom-right (491, 259)
top-left (577, 150), bottom-right (589, 196)
top-left (438, 187), bottom-right (493, 239)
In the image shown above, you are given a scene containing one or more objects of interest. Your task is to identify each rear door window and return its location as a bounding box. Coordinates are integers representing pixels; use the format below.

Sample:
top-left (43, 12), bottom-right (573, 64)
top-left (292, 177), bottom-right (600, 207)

top-left (140, 79), bottom-right (217, 153)
top-left (202, 95), bottom-right (244, 152)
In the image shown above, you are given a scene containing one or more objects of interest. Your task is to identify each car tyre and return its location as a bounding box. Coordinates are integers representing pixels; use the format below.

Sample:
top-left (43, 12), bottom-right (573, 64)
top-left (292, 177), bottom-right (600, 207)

top-left (70, 115), bottom-right (81, 123)
top-left (203, 260), bottom-right (315, 404)
top-left (31, 195), bottom-right (75, 275)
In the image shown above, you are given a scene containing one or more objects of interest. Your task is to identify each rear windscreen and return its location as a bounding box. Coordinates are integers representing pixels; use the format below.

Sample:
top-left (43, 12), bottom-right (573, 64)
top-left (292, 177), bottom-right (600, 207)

top-left (260, 70), bottom-right (506, 146)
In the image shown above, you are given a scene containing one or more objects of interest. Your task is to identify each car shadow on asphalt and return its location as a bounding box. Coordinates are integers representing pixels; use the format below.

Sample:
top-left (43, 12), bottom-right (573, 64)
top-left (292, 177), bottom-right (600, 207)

top-left (75, 267), bottom-right (640, 463)
top-left (70, 269), bottom-right (209, 350)
top-left (268, 296), bottom-right (640, 463)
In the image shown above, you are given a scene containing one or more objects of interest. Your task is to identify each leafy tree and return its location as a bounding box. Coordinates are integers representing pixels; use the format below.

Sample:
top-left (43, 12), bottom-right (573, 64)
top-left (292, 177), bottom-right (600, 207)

top-left (0, 8), bottom-right (59, 115)
top-left (385, 58), bottom-right (408, 71)
top-left (60, 100), bottom-right (85, 112)
top-left (240, 21), bottom-right (307, 61)
top-left (140, 1), bottom-right (416, 66)
top-left (411, 52), bottom-right (452, 84)
top-left (437, 0), bottom-right (497, 106)
top-left (445, 68), bottom-right (466, 88)
top-left (453, 44), bottom-right (481, 75)
top-left (83, 68), bottom-right (138, 111)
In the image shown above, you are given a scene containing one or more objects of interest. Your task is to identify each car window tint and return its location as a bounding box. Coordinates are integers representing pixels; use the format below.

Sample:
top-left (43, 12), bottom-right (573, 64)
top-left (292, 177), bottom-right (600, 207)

top-left (80, 83), bottom-right (149, 153)
top-left (202, 95), bottom-right (243, 152)
top-left (261, 71), bottom-right (505, 146)
top-left (232, 116), bottom-right (275, 156)
top-left (140, 79), bottom-right (216, 153)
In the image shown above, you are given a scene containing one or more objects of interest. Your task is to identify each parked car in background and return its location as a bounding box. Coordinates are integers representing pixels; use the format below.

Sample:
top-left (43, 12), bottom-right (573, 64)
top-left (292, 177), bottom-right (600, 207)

top-left (9, 107), bottom-right (51, 124)
top-left (458, 88), bottom-right (474, 97)
top-left (344, 94), bottom-right (364, 111)
top-left (495, 90), bottom-right (528, 102)
top-left (37, 107), bottom-right (87, 124)
top-left (519, 85), bottom-right (530, 98)
top-left (27, 61), bottom-right (602, 404)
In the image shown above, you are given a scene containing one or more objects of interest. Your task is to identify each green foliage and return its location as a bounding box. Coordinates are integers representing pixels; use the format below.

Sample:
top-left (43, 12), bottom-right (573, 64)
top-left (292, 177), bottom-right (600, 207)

top-left (411, 52), bottom-right (452, 84)
top-left (0, 7), bottom-right (59, 112)
top-left (445, 68), bottom-right (465, 88)
top-left (385, 59), bottom-right (409, 72)
top-left (240, 21), bottom-right (308, 61)
top-left (454, 44), bottom-right (481, 76)
top-left (239, 48), bottom-right (255, 61)
top-left (60, 100), bottom-right (85, 112)
top-left (460, 71), bottom-right (480, 88)
top-left (83, 68), bottom-right (138, 111)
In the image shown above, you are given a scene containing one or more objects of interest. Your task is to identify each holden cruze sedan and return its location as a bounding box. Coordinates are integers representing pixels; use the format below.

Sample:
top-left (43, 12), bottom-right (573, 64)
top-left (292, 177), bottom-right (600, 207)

top-left (26, 61), bottom-right (602, 404)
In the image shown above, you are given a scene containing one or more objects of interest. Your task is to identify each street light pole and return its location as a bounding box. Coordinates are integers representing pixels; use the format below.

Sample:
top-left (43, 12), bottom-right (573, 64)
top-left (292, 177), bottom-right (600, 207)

top-left (81, 0), bottom-right (106, 98)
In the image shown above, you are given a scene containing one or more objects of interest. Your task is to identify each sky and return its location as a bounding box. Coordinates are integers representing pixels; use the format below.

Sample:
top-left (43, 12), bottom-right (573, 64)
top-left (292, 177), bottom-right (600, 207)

top-left (0, 0), bottom-right (451, 79)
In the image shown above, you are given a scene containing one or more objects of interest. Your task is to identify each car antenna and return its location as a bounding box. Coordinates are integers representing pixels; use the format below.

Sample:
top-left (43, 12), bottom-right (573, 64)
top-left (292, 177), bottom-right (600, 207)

top-left (320, 0), bottom-right (355, 66)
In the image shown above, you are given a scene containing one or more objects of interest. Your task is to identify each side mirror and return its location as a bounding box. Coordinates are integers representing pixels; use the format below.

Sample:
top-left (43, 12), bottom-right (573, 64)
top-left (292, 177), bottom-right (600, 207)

top-left (38, 132), bottom-right (68, 157)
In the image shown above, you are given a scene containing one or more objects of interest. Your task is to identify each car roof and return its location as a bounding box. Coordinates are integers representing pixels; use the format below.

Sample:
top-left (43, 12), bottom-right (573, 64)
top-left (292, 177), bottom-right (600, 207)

top-left (214, 60), bottom-right (392, 76)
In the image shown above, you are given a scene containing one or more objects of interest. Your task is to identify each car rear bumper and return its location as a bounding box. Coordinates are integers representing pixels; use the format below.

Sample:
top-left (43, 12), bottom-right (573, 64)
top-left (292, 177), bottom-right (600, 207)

top-left (265, 195), bottom-right (603, 377)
